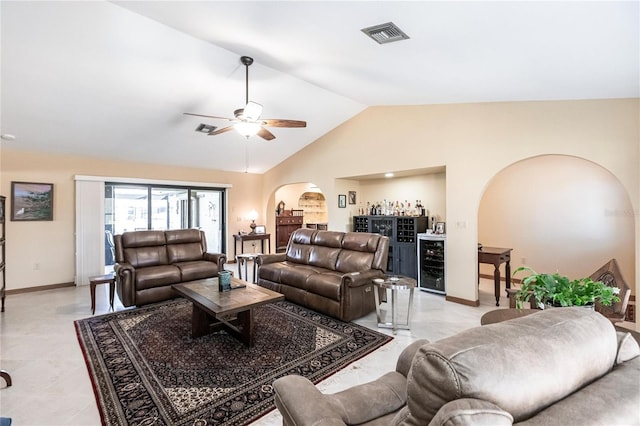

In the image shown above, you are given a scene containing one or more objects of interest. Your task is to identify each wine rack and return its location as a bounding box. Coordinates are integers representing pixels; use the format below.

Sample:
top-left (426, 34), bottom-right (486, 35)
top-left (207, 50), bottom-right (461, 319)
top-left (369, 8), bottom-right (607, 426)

top-left (353, 215), bottom-right (428, 279)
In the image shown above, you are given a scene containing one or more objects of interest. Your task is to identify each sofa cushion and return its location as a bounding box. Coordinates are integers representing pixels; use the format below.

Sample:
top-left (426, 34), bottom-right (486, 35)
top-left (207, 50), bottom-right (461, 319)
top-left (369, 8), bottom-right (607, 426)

top-left (124, 245), bottom-right (169, 268)
top-left (309, 245), bottom-right (340, 270)
top-left (167, 242), bottom-right (204, 263)
top-left (165, 228), bottom-right (202, 245)
top-left (307, 271), bottom-right (342, 301)
top-left (135, 265), bottom-right (181, 290)
top-left (336, 250), bottom-right (375, 273)
top-left (121, 230), bottom-right (166, 248)
top-left (175, 260), bottom-right (218, 282)
top-left (312, 231), bottom-right (344, 248)
top-left (514, 357), bottom-right (640, 426)
top-left (405, 308), bottom-right (617, 424)
top-left (280, 264), bottom-right (323, 290)
top-left (286, 242), bottom-right (312, 264)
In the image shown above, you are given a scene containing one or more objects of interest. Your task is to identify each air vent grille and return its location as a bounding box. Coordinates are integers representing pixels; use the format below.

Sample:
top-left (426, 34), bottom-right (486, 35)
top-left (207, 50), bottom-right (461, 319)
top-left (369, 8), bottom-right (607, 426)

top-left (361, 22), bottom-right (410, 44)
top-left (195, 123), bottom-right (217, 133)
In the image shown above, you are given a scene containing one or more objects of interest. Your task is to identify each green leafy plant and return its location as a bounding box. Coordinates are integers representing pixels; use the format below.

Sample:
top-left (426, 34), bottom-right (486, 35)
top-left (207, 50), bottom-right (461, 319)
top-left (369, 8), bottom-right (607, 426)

top-left (512, 266), bottom-right (620, 310)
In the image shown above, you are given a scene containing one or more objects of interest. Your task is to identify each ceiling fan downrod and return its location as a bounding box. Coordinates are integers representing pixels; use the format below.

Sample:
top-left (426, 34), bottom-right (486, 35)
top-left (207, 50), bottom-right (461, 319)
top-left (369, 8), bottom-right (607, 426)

top-left (241, 56), bottom-right (253, 105)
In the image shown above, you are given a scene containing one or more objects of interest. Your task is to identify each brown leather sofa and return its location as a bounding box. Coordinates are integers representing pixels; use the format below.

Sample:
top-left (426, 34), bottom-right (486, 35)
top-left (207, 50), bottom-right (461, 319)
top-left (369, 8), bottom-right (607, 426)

top-left (114, 229), bottom-right (226, 306)
top-left (273, 308), bottom-right (640, 425)
top-left (256, 228), bottom-right (389, 321)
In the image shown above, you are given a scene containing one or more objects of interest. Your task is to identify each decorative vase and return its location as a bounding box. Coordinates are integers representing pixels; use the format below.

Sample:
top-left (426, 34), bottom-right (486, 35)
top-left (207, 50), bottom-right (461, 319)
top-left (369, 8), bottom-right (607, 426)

top-left (218, 271), bottom-right (232, 292)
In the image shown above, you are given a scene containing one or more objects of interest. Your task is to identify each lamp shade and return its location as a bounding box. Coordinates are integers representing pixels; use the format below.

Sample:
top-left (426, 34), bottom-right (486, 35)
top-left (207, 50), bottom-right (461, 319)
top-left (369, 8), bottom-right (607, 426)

top-left (248, 210), bottom-right (259, 221)
top-left (235, 122), bottom-right (261, 138)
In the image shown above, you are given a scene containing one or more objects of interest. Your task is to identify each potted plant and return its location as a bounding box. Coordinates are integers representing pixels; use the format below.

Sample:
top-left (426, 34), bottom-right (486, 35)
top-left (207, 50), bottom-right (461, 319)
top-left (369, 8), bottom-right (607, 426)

top-left (512, 266), bottom-right (620, 310)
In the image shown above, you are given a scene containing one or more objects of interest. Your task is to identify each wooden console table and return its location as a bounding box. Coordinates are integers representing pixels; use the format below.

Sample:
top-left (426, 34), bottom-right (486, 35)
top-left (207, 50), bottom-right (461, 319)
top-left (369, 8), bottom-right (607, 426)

top-left (478, 246), bottom-right (512, 306)
top-left (233, 233), bottom-right (271, 259)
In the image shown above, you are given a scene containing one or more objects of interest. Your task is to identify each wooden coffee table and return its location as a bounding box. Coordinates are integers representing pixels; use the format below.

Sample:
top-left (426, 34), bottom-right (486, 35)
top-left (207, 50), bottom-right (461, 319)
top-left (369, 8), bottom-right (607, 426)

top-left (172, 277), bottom-right (284, 347)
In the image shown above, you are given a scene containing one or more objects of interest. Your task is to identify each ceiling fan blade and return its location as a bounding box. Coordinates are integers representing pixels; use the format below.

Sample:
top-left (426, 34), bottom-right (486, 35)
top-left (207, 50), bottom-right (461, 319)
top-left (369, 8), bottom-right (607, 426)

top-left (244, 101), bottom-right (263, 121)
top-left (184, 112), bottom-right (235, 121)
top-left (208, 125), bottom-right (235, 136)
top-left (262, 119), bottom-right (307, 128)
top-left (256, 127), bottom-right (276, 141)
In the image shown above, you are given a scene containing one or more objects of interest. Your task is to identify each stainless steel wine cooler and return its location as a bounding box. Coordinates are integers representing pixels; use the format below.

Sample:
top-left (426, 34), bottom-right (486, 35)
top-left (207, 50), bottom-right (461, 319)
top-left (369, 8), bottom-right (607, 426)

top-left (417, 233), bottom-right (446, 294)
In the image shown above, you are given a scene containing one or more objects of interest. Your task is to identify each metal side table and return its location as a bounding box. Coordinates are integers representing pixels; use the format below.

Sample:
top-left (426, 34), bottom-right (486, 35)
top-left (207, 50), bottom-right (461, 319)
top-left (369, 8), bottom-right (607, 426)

top-left (373, 275), bottom-right (416, 334)
top-left (236, 253), bottom-right (261, 283)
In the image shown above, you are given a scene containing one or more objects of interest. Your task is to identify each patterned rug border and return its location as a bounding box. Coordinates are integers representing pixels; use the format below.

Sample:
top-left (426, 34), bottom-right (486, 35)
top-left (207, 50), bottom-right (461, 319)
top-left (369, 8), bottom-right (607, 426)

top-left (75, 299), bottom-right (393, 425)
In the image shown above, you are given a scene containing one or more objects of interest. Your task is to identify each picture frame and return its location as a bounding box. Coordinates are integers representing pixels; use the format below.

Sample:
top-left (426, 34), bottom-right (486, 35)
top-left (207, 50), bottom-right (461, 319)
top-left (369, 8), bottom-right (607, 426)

top-left (435, 222), bottom-right (446, 235)
top-left (348, 191), bottom-right (356, 205)
top-left (338, 194), bottom-right (347, 208)
top-left (11, 181), bottom-right (54, 221)
top-left (254, 225), bottom-right (266, 234)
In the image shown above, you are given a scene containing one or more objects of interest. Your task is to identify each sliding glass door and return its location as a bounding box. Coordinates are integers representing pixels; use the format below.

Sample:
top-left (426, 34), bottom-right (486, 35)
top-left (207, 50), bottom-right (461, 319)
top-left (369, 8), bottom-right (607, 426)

top-left (105, 183), bottom-right (225, 269)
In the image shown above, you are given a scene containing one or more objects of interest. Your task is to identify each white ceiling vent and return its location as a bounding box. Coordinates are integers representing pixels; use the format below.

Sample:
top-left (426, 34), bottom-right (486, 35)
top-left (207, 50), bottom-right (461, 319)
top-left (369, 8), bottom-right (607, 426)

top-left (361, 22), bottom-right (410, 45)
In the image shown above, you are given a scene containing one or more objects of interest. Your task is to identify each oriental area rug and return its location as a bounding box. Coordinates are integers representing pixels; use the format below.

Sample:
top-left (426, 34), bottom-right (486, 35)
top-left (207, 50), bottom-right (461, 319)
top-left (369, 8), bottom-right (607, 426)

top-left (75, 299), bottom-right (392, 426)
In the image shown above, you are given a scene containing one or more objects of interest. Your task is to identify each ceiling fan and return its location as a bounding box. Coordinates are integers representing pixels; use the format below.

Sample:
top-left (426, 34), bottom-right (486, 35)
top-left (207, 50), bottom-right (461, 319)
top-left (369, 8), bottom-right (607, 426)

top-left (185, 56), bottom-right (306, 140)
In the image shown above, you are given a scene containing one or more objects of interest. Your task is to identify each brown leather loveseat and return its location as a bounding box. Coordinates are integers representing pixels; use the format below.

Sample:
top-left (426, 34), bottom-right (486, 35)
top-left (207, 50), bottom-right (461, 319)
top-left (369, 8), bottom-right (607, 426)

top-left (114, 229), bottom-right (226, 306)
top-left (256, 228), bottom-right (389, 321)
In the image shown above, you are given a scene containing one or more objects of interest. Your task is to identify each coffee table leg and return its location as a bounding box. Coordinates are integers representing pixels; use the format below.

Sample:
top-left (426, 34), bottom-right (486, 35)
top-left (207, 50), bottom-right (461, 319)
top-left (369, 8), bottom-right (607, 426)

top-left (192, 305), bottom-right (213, 338)
top-left (237, 309), bottom-right (254, 347)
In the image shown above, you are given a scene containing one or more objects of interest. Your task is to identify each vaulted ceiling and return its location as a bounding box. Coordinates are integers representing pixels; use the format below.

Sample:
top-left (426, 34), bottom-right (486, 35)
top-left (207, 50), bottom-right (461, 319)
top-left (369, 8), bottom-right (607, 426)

top-left (1, 1), bottom-right (638, 173)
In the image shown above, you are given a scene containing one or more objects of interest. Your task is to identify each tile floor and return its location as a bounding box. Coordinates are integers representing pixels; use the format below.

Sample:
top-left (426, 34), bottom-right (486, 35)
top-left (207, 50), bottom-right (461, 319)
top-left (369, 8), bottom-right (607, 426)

top-left (0, 270), bottom-right (556, 425)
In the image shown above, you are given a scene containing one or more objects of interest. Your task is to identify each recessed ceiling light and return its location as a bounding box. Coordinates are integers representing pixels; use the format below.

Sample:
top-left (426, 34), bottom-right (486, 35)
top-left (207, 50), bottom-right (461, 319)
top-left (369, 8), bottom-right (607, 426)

top-left (385, 172), bottom-right (394, 178)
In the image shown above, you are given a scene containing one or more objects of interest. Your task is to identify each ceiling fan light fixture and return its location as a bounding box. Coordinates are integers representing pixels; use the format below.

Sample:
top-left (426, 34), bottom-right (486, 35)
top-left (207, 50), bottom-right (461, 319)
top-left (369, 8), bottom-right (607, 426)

top-left (234, 122), bottom-right (261, 138)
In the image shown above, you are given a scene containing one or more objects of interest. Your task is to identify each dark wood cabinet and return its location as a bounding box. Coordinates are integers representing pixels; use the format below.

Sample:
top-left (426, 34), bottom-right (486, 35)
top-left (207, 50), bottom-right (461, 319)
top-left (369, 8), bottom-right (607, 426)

top-left (353, 215), bottom-right (428, 279)
top-left (1, 196), bottom-right (6, 312)
top-left (276, 210), bottom-right (303, 252)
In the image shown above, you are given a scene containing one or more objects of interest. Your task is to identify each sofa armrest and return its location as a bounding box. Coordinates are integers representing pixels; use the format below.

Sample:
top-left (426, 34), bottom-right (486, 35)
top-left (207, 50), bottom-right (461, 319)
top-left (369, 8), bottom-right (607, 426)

top-left (274, 371), bottom-right (408, 426)
top-left (342, 269), bottom-right (385, 288)
top-left (273, 375), bottom-right (346, 426)
top-left (114, 262), bottom-right (136, 307)
top-left (256, 253), bottom-right (286, 266)
top-left (203, 252), bottom-right (227, 271)
top-left (431, 398), bottom-right (514, 426)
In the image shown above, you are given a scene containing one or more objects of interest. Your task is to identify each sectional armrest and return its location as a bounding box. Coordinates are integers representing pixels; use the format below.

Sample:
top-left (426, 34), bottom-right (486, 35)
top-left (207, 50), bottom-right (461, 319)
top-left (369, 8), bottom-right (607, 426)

top-left (342, 269), bottom-right (385, 288)
top-left (274, 371), bottom-right (407, 426)
top-left (203, 252), bottom-right (227, 270)
top-left (114, 262), bottom-right (136, 306)
top-left (256, 253), bottom-right (286, 266)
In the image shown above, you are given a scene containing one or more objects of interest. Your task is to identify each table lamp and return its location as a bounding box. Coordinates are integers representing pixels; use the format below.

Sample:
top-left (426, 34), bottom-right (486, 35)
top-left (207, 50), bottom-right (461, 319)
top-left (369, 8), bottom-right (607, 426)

top-left (248, 209), bottom-right (259, 234)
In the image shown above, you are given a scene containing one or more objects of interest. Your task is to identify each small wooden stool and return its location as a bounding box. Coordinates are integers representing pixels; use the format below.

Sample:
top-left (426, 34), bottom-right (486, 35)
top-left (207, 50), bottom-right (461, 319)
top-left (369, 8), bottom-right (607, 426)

top-left (89, 272), bottom-right (116, 315)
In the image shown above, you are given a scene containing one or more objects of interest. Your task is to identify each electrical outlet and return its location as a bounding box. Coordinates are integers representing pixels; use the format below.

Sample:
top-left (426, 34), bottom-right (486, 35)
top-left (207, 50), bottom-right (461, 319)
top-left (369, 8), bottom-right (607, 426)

top-left (456, 221), bottom-right (467, 229)
top-left (34, 262), bottom-right (40, 270)
top-left (521, 257), bottom-right (527, 265)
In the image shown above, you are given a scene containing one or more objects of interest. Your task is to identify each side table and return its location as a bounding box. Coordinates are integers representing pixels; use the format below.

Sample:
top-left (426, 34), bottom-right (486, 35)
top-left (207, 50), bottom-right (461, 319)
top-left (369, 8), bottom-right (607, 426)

top-left (89, 272), bottom-right (116, 315)
top-left (236, 253), bottom-right (261, 283)
top-left (373, 275), bottom-right (416, 334)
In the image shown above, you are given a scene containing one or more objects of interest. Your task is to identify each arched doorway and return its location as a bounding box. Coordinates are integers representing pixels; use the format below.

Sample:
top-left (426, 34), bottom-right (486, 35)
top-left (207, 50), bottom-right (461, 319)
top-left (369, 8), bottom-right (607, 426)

top-left (478, 154), bottom-right (635, 306)
top-left (274, 182), bottom-right (329, 251)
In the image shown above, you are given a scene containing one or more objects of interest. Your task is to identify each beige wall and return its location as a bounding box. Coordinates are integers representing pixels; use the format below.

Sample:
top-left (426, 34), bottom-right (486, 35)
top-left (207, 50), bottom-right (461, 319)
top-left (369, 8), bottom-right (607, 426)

top-left (3, 99), bottom-right (639, 311)
top-left (478, 155), bottom-right (636, 290)
top-left (263, 99), bottom-right (640, 308)
top-left (1, 149), bottom-right (263, 290)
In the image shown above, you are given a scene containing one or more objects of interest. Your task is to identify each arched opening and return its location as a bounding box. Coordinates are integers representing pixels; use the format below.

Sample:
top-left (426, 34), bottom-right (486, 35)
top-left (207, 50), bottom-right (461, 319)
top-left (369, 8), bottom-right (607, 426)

top-left (478, 154), bottom-right (635, 306)
top-left (273, 183), bottom-right (329, 251)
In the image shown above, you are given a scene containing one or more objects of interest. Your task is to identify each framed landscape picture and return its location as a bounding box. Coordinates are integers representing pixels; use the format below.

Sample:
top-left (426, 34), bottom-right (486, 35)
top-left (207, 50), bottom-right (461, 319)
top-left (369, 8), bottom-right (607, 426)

top-left (11, 181), bottom-right (54, 221)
